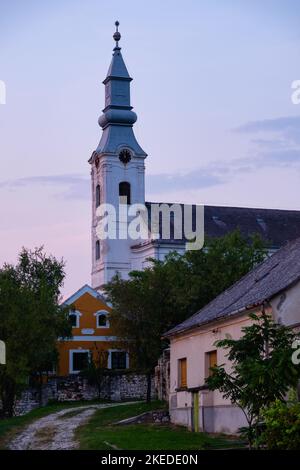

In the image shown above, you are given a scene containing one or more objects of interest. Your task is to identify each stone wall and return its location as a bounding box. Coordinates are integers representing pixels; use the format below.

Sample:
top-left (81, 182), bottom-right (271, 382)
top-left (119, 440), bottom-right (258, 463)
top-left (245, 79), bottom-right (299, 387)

top-left (54, 373), bottom-right (156, 403)
top-left (8, 372), bottom-right (156, 416)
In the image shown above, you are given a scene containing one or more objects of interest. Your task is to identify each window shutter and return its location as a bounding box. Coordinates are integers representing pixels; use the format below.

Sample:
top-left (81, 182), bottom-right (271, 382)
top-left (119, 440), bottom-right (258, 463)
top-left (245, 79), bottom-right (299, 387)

top-left (179, 358), bottom-right (187, 388)
top-left (209, 350), bottom-right (217, 369)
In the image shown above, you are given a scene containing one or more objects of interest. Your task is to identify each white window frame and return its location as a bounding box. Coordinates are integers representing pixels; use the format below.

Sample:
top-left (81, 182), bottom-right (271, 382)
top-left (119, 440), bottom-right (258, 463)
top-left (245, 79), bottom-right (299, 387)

top-left (69, 349), bottom-right (90, 374)
top-left (108, 349), bottom-right (129, 370)
top-left (69, 310), bottom-right (82, 328)
top-left (94, 310), bottom-right (110, 329)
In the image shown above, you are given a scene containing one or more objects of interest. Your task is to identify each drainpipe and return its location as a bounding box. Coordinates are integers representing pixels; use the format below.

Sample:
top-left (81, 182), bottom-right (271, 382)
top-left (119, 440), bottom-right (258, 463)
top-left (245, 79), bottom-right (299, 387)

top-left (200, 392), bottom-right (205, 432)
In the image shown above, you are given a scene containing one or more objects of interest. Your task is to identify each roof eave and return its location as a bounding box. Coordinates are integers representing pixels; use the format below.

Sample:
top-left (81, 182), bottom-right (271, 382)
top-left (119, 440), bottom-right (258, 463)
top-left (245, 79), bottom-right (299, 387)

top-left (162, 303), bottom-right (264, 339)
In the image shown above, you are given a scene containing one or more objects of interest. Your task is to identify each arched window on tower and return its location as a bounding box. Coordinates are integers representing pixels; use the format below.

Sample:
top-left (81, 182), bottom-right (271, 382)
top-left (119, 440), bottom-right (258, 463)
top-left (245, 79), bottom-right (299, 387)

top-left (95, 240), bottom-right (100, 260)
top-left (119, 182), bottom-right (131, 205)
top-left (96, 184), bottom-right (101, 208)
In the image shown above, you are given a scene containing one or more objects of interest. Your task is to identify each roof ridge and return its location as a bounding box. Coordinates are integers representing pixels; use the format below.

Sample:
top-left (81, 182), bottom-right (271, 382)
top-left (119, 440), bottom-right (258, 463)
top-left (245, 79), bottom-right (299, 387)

top-left (145, 201), bottom-right (300, 213)
top-left (164, 236), bottom-right (300, 337)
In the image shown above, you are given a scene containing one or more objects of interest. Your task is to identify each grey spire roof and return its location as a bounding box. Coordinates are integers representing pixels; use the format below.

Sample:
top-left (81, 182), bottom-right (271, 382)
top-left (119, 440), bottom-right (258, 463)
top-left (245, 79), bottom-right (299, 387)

top-left (104, 48), bottom-right (131, 81)
top-left (90, 22), bottom-right (147, 159)
top-left (104, 21), bottom-right (131, 82)
top-left (164, 235), bottom-right (300, 337)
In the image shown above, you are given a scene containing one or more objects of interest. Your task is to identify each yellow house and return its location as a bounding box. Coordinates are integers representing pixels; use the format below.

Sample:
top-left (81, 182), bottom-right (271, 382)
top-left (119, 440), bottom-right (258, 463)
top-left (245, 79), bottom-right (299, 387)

top-left (58, 284), bottom-right (129, 375)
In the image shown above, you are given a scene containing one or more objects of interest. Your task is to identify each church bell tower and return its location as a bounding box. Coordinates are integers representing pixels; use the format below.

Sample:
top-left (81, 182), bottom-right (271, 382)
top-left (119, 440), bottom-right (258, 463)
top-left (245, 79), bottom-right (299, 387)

top-left (89, 22), bottom-right (147, 291)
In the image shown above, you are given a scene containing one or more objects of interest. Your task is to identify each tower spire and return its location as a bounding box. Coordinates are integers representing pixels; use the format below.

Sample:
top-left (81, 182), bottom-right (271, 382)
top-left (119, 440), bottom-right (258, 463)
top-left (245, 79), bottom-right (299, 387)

top-left (92, 21), bottom-right (146, 157)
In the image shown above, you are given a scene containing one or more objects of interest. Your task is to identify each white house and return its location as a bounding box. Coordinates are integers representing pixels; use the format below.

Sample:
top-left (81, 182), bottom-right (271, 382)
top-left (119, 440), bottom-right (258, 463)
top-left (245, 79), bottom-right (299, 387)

top-left (164, 236), bottom-right (300, 434)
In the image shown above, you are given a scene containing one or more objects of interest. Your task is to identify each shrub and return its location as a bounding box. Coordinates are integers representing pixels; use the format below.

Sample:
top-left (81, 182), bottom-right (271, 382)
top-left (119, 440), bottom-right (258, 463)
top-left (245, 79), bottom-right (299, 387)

top-left (261, 400), bottom-right (300, 450)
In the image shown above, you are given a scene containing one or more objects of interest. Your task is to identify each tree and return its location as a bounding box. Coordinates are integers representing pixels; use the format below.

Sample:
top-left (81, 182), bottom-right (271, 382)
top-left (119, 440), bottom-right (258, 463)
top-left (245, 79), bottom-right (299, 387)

top-left (104, 230), bottom-right (266, 403)
top-left (81, 345), bottom-right (109, 399)
top-left (0, 247), bottom-right (71, 416)
top-left (206, 311), bottom-right (300, 448)
top-left (183, 230), bottom-right (266, 315)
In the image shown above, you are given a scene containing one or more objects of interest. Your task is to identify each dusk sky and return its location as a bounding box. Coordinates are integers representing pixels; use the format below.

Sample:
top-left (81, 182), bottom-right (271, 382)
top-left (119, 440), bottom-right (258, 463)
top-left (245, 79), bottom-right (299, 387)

top-left (1, 0), bottom-right (300, 297)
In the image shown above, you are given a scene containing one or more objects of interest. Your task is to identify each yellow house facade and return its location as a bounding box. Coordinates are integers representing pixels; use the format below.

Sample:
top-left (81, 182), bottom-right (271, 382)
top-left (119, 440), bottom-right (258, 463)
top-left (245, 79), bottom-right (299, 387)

top-left (58, 284), bottom-right (129, 376)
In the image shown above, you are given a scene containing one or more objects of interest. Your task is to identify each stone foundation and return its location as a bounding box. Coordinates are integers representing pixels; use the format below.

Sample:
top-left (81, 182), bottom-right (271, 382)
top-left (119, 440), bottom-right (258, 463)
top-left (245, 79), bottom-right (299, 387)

top-left (116, 409), bottom-right (170, 425)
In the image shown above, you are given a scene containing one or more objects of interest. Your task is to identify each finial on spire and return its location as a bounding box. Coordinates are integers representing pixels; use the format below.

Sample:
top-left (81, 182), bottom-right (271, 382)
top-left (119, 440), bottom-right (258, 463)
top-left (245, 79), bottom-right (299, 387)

top-left (113, 20), bottom-right (121, 49)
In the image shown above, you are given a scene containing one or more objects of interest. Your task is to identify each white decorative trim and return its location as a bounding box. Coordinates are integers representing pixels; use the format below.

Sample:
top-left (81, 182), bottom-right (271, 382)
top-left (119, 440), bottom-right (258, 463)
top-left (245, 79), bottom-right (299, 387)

top-left (69, 349), bottom-right (90, 374)
top-left (94, 310), bottom-right (110, 328)
top-left (63, 284), bottom-right (107, 306)
top-left (81, 328), bottom-right (95, 335)
top-left (69, 310), bottom-right (81, 328)
top-left (108, 349), bottom-right (129, 369)
top-left (69, 336), bottom-right (118, 342)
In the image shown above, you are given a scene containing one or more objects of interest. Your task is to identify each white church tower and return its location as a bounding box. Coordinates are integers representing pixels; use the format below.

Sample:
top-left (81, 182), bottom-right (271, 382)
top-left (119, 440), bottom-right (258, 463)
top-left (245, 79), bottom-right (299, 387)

top-left (89, 22), bottom-right (147, 290)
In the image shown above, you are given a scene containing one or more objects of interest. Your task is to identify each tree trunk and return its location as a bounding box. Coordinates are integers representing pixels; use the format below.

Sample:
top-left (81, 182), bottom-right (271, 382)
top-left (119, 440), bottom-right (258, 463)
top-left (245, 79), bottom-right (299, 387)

top-left (38, 372), bottom-right (43, 406)
top-left (1, 377), bottom-right (16, 417)
top-left (146, 372), bottom-right (152, 403)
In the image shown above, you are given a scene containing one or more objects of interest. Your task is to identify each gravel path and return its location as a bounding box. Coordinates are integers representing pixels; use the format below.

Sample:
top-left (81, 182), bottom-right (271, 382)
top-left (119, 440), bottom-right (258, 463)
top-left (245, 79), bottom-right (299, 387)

top-left (9, 402), bottom-right (136, 450)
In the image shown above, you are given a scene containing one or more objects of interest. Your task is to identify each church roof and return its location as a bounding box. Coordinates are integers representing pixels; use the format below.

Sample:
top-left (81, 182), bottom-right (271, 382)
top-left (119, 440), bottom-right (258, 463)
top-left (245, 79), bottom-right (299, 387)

top-left (104, 48), bottom-right (131, 82)
top-left (104, 20), bottom-right (131, 81)
top-left (140, 202), bottom-right (300, 250)
top-left (164, 235), bottom-right (300, 337)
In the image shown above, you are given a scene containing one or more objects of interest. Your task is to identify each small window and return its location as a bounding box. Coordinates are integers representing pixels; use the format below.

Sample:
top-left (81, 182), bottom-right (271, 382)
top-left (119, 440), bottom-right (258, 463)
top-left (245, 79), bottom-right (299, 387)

top-left (95, 240), bottom-right (100, 260)
top-left (94, 310), bottom-right (109, 328)
top-left (96, 184), bottom-right (101, 207)
top-left (69, 314), bottom-right (78, 328)
top-left (206, 350), bottom-right (217, 377)
top-left (178, 358), bottom-right (187, 388)
top-left (97, 314), bottom-right (107, 328)
top-left (72, 351), bottom-right (89, 372)
top-left (111, 351), bottom-right (127, 370)
top-left (119, 181), bottom-right (131, 205)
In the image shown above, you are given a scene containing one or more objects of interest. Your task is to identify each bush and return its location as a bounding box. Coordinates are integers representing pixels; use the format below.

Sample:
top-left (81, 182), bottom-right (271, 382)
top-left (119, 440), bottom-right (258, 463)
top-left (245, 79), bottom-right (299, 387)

top-left (261, 400), bottom-right (300, 450)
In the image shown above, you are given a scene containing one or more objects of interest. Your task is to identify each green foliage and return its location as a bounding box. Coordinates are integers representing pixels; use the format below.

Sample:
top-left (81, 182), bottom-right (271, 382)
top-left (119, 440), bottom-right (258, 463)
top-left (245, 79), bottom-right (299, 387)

top-left (206, 312), bottom-right (300, 448)
top-left (0, 247), bottom-right (72, 416)
top-left (261, 400), bottom-right (300, 450)
top-left (183, 231), bottom-right (266, 315)
top-left (80, 346), bottom-right (109, 398)
top-left (104, 230), bottom-right (265, 401)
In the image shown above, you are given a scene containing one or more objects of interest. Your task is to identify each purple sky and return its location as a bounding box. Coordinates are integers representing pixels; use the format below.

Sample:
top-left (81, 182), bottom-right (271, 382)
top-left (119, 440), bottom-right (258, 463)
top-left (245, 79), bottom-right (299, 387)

top-left (1, 0), bottom-right (300, 297)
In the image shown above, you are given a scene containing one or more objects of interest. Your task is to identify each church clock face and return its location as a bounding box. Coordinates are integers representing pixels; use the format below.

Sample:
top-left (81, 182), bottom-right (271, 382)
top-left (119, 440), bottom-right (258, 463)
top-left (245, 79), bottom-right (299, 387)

top-left (119, 149), bottom-right (132, 165)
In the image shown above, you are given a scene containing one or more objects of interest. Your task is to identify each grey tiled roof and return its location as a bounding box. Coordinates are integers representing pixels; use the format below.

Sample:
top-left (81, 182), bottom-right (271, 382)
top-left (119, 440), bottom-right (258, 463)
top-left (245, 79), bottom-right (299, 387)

top-left (164, 236), bottom-right (300, 337)
top-left (144, 203), bottom-right (300, 249)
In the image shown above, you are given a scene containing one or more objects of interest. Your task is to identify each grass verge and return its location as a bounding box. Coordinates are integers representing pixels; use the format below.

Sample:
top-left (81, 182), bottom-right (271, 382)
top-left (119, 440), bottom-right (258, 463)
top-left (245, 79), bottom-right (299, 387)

top-left (76, 401), bottom-right (243, 450)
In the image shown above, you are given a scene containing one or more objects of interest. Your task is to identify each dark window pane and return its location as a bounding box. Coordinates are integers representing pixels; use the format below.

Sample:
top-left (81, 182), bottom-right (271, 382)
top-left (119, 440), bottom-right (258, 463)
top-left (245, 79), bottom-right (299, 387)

top-left (95, 240), bottom-right (100, 260)
top-left (119, 182), bottom-right (131, 205)
top-left (111, 351), bottom-right (127, 369)
top-left (73, 352), bottom-right (89, 371)
top-left (97, 314), bottom-right (107, 327)
top-left (69, 314), bottom-right (77, 327)
top-left (96, 184), bottom-right (101, 207)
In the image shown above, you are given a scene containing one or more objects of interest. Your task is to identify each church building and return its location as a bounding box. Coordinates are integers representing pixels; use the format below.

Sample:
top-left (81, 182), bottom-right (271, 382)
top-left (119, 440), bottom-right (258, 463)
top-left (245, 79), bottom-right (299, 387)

top-left (58, 22), bottom-right (300, 376)
top-left (89, 22), bottom-right (300, 292)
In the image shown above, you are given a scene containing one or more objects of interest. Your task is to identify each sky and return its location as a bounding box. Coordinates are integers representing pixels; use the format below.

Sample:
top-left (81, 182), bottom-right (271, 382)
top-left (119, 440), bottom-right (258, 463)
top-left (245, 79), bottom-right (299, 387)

top-left (1, 0), bottom-right (300, 297)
